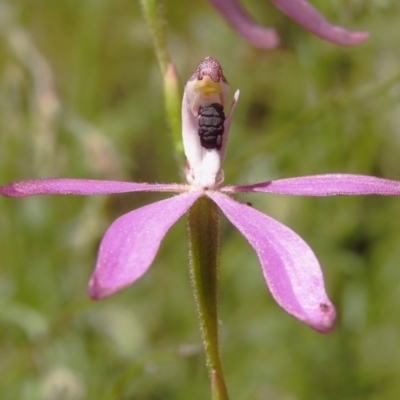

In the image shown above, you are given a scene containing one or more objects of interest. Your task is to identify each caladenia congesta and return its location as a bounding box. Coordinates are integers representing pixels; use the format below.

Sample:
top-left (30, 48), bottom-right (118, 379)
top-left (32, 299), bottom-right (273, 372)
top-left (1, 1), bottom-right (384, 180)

top-left (3, 58), bottom-right (400, 398)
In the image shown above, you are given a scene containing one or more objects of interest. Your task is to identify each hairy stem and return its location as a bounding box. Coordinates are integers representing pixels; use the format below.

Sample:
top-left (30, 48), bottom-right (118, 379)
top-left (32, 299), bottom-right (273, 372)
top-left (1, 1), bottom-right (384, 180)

top-left (140, 0), bottom-right (170, 74)
top-left (187, 196), bottom-right (229, 400)
top-left (140, 0), bottom-right (184, 163)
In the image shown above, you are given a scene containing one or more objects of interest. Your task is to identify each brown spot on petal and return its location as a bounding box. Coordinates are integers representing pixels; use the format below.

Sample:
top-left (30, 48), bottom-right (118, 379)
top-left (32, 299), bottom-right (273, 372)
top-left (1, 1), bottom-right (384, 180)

top-left (189, 57), bottom-right (228, 83)
top-left (319, 303), bottom-right (330, 313)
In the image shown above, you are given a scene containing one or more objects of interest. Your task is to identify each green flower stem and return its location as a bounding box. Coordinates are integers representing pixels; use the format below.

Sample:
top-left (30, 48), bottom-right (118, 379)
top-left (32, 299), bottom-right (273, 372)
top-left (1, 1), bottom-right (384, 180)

top-left (140, 0), bottom-right (169, 74)
top-left (188, 196), bottom-right (229, 400)
top-left (140, 0), bottom-right (184, 162)
top-left (164, 64), bottom-right (184, 162)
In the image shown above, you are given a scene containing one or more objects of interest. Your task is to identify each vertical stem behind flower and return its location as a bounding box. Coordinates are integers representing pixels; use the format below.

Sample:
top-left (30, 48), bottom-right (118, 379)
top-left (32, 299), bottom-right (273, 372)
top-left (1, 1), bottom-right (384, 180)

top-left (140, 0), bottom-right (170, 74)
top-left (164, 64), bottom-right (184, 163)
top-left (140, 0), bottom-right (184, 164)
top-left (187, 196), bottom-right (229, 400)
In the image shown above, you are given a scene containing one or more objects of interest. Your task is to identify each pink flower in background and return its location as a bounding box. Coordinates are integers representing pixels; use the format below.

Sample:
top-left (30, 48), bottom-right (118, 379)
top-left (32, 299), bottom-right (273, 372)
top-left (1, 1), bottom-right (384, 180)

top-left (3, 58), bottom-right (400, 334)
top-left (209, 0), bottom-right (369, 48)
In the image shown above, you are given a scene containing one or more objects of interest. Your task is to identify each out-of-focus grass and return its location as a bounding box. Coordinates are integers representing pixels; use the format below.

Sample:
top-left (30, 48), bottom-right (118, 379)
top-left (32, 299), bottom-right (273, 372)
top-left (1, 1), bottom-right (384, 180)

top-left (1, 1), bottom-right (400, 399)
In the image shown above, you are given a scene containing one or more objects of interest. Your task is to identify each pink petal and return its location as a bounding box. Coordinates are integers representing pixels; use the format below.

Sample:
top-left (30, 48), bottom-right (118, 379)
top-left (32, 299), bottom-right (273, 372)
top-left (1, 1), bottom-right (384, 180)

top-left (208, 191), bottom-right (336, 332)
top-left (88, 192), bottom-right (202, 300)
top-left (208, 0), bottom-right (280, 49)
top-left (224, 174), bottom-right (400, 196)
top-left (0, 178), bottom-right (188, 197)
top-left (271, 0), bottom-right (369, 46)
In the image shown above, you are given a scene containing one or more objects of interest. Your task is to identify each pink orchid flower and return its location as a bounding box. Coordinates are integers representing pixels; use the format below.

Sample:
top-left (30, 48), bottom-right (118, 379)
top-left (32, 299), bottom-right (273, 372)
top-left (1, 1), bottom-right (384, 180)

top-left (1, 57), bottom-right (398, 334)
top-left (209, 0), bottom-right (369, 48)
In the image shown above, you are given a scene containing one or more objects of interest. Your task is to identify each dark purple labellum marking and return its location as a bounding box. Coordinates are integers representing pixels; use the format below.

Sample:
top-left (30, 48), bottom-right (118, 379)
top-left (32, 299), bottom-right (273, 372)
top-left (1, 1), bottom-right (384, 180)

top-left (189, 57), bottom-right (228, 83)
top-left (198, 102), bottom-right (225, 151)
top-left (319, 303), bottom-right (330, 312)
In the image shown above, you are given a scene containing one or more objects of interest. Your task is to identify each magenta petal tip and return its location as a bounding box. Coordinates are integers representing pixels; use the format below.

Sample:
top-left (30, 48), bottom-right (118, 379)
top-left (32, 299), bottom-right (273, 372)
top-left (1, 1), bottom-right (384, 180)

top-left (87, 274), bottom-right (114, 300)
top-left (271, 0), bottom-right (369, 46)
top-left (324, 28), bottom-right (370, 46)
top-left (308, 302), bottom-right (337, 333)
top-left (208, 0), bottom-right (280, 49)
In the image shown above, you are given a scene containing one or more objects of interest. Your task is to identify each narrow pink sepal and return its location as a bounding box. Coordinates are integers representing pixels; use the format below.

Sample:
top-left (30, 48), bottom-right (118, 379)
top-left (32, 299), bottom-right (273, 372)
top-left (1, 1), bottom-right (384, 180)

top-left (223, 174), bottom-right (400, 197)
top-left (208, 0), bottom-right (280, 49)
top-left (271, 0), bottom-right (369, 46)
top-left (208, 191), bottom-right (336, 332)
top-left (0, 178), bottom-right (188, 197)
top-left (88, 192), bottom-right (202, 300)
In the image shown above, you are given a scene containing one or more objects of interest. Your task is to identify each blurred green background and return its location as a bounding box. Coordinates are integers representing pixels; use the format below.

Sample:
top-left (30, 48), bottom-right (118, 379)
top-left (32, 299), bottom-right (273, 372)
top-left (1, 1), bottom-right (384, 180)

top-left (1, 1), bottom-right (400, 399)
